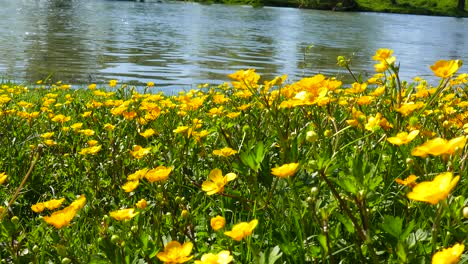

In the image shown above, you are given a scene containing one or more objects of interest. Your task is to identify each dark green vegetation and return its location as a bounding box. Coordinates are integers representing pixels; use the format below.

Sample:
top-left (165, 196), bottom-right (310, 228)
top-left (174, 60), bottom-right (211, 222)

top-left (188, 0), bottom-right (468, 17)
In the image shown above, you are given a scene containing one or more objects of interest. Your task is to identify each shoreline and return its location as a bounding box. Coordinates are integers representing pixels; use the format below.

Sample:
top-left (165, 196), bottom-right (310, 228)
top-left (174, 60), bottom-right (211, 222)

top-left (176, 0), bottom-right (468, 17)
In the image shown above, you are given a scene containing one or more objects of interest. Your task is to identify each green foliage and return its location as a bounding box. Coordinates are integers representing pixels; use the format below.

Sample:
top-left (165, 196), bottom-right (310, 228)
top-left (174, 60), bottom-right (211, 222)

top-left (0, 51), bottom-right (468, 263)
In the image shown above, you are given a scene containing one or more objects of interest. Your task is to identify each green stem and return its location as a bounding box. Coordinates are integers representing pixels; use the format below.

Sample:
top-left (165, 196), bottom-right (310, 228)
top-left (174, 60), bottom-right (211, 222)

top-left (431, 202), bottom-right (444, 254)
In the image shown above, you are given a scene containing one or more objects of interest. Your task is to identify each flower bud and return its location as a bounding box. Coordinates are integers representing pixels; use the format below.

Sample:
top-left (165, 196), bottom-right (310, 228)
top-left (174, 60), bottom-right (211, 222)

top-left (32, 245), bottom-right (40, 253)
top-left (61, 258), bottom-right (71, 264)
top-left (324, 129), bottom-right (333, 138)
top-left (306, 131), bottom-right (318, 143)
top-left (110, 234), bottom-right (120, 244)
top-left (181, 210), bottom-right (189, 218)
top-left (11, 216), bottom-right (19, 225)
top-left (337, 56), bottom-right (347, 67)
top-left (310, 187), bottom-right (319, 197)
top-left (463, 207), bottom-right (468, 219)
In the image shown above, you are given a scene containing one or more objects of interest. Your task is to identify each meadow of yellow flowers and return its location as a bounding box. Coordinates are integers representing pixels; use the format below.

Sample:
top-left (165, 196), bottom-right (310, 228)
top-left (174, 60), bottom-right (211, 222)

top-left (0, 49), bottom-right (467, 263)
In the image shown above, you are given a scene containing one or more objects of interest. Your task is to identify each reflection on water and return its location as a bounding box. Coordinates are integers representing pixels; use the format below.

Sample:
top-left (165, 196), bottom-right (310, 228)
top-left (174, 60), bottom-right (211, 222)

top-left (0, 0), bottom-right (467, 92)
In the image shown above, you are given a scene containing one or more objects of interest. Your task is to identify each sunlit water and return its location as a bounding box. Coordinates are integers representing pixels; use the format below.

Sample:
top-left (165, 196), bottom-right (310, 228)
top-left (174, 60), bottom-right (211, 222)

top-left (0, 0), bottom-right (467, 92)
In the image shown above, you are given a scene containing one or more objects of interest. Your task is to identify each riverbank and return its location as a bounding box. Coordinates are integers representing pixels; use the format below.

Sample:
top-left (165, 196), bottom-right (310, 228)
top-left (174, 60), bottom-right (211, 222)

top-left (187, 0), bottom-right (468, 17)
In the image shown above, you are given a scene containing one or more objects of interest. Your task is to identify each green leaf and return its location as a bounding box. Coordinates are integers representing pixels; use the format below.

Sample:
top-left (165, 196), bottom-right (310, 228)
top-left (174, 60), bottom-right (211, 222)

top-left (396, 242), bottom-right (407, 263)
top-left (254, 141), bottom-right (265, 164)
top-left (317, 234), bottom-right (328, 254)
top-left (336, 213), bottom-right (355, 234)
top-left (268, 246), bottom-right (283, 264)
top-left (381, 215), bottom-right (403, 239)
top-left (400, 220), bottom-right (416, 241)
top-left (333, 176), bottom-right (358, 194)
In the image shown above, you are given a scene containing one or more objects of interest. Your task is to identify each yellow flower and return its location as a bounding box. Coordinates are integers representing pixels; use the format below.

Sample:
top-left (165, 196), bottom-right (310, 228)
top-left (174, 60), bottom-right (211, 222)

top-left (173, 126), bottom-right (189, 134)
top-left (79, 145), bottom-right (102, 155)
top-left (224, 219), bottom-right (258, 241)
top-left (40, 132), bottom-right (54, 139)
top-left (110, 208), bottom-right (139, 221)
top-left (226, 112), bottom-right (241, 119)
top-left (271, 163), bottom-right (299, 178)
top-left (130, 145), bottom-right (151, 159)
top-left (127, 168), bottom-right (149, 181)
top-left (79, 129), bottom-right (95, 136)
top-left (103, 123), bottom-right (116, 131)
top-left (430, 60), bottom-right (462, 78)
top-left (139, 128), bottom-right (157, 138)
top-left (157, 241), bottom-right (194, 264)
top-left (0, 172), bottom-right (7, 185)
top-left (213, 147), bottom-right (238, 157)
top-left (145, 166), bottom-right (172, 183)
top-left (88, 83), bottom-right (97, 90)
top-left (202, 169), bottom-right (237, 195)
top-left (43, 206), bottom-right (78, 229)
top-left (135, 199), bottom-right (147, 209)
top-left (70, 123), bottom-right (83, 131)
top-left (395, 175), bottom-right (418, 188)
top-left (432, 243), bottom-right (465, 264)
top-left (87, 140), bottom-right (99, 146)
top-left (210, 215), bottom-right (226, 231)
top-left (44, 140), bottom-right (57, 146)
top-left (412, 136), bottom-right (467, 157)
top-left (69, 195), bottom-right (86, 211)
top-left (122, 180), bottom-right (139, 192)
top-left (407, 172), bottom-right (459, 205)
top-left (372, 48), bottom-right (393, 61)
top-left (51, 114), bottom-right (71, 123)
top-left (109, 79), bottom-right (118, 87)
top-left (387, 130), bottom-right (419, 146)
top-left (194, 250), bottom-right (233, 264)
top-left (147, 81), bottom-right (155, 87)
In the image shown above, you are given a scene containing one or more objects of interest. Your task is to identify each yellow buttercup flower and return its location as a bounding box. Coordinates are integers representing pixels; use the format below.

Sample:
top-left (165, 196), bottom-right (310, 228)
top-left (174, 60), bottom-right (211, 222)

top-left (69, 195), bottom-right (86, 211)
top-left (271, 163), bottom-right (299, 179)
top-left (51, 114), bottom-right (71, 123)
top-left (109, 208), bottom-right (139, 221)
top-left (145, 166), bottom-right (172, 183)
top-left (430, 60), bottom-right (462, 78)
top-left (432, 243), bottom-right (464, 264)
top-left (79, 129), bottom-right (95, 136)
top-left (387, 130), bottom-right (419, 146)
top-left (210, 215), bottom-right (226, 231)
top-left (135, 199), bottom-right (147, 209)
top-left (70, 122), bottom-right (83, 131)
top-left (407, 172), bottom-right (459, 205)
top-left (122, 180), bottom-right (139, 192)
top-left (157, 241), bottom-right (193, 264)
top-left (127, 168), bottom-right (149, 181)
top-left (43, 206), bottom-right (78, 229)
top-left (0, 172), bottom-right (7, 185)
top-left (40, 132), bottom-right (54, 139)
top-left (412, 136), bottom-right (467, 158)
top-left (79, 145), bottom-right (102, 155)
top-left (109, 79), bottom-right (118, 87)
top-left (139, 128), bottom-right (157, 138)
top-left (372, 48), bottom-right (393, 61)
top-left (202, 169), bottom-right (237, 195)
top-left (395, 175), bottom-right (418, 188)
top-left (130, 145), bottom-right (151, 159)
top-left (103, 123), bottom-right (116, 131)
top-left (224, 219), bottom-right (258, 241)
top-left (31, 198), bottom-right (66, 213)
top-left (194, 250), bottom-right (233, 264)
top-left (213, 147), bottom-right (238, 157)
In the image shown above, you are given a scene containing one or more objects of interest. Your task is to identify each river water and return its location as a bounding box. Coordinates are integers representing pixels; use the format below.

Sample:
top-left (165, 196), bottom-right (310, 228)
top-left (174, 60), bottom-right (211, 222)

top-left (1, 0), bottom-right (467, 92)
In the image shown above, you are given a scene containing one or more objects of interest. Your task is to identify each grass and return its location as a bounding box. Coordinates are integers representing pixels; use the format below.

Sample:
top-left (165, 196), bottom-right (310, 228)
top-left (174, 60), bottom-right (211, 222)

top-left (355, 0), bottom-right (468, 17)
top-left (0, 50), bottom-right (467, 263)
